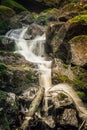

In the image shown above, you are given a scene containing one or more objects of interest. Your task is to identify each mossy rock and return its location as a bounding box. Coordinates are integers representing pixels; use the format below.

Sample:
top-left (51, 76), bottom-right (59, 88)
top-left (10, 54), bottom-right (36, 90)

top-left (0, 5), bottom-right (15, 34)
top-left (0, 62), bottom-right (38, 94)
top-left (0, 90), bottom-right (18, 129)
top-left (71, 66), bottom-right (87, 102)
top-left (61, 3), bottom-right (83, 14)
top-left (69, 14), bottom-right (87, 23)
top-left (58, 92), bottom-right (68, 101)
top-left (69, 35), bottom-right (87, 66)
top-left (1, 0), bottom-right (27, 13)
top-left (0, 108), bottom-right (10, 130)
top-left (77, 91), bottom-right (87, 102)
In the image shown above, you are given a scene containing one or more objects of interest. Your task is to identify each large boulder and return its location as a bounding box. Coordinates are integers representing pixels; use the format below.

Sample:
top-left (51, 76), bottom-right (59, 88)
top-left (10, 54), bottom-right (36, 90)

top-left (69, 35), bottom-right (87, 66)
top-left (0, 63), bottom-right (38, 94)
top-left (46, 14), bottom-right (87, 64)
top-left (9, 11), bottom-right (35, 29)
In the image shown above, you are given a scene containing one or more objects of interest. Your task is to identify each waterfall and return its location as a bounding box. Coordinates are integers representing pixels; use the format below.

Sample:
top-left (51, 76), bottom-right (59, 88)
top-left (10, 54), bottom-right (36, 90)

top-left (6, 26), bottom-right (52, 115)
top-left (5, 26), bottom-right (87, 119)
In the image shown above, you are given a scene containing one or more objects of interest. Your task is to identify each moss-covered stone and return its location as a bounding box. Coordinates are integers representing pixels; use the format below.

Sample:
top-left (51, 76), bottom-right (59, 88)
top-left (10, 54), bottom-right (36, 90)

top-left (70, 14), bottom-right (87, 23)
top-left (0, 5), bottom-right (15, 34)
top-left (0, 108), bottom-right (10, 130)
top-left (61, 3), bottom-right (83, 14)
top-left (58, 92), bottom-right (68, 101)
top-left (69, 35), bottom-right (87, 66)
top-left (71, 66), bottom-right (87, 102)
top-left (1, 0), bottom-right (27, 13)
top-left (77, 91), bottom-right (86, 101)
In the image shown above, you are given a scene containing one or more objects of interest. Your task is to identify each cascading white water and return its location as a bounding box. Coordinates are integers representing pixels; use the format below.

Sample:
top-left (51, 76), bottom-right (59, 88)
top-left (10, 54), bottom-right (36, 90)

top-left (5, 26), bottom-right (87, 119)
top-left (6, 26), bottom-right (52, 115)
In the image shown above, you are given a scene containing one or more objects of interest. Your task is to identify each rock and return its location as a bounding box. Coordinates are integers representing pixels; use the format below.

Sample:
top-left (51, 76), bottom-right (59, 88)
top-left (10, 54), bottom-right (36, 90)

top-left (60, 109), bottom-right (78, 128)
top-left (58, 3), bottom-right (87, 22)
top-left (69, 35), bottom-right (87, 66)
top-left (0, 36), bottom-right (15, 51)
top-left (10, 11), bottom-right (35, 28)
top-left (35, 8), bottom-right (59, 25)
top-left (1, 0), bottom-right (27, 13)
top-left (27, 23), bottom-right (45, 38)
top-left (0, 51), bottom-right (29, 66)
top-left (0, 90), bottom-right (18, 129)
top-left (0, 63), bottom-right (38, 94)
top-left (52, 58), bottom-right (74, 84)
top-left (0, 5), bottom-right (15, 34)
top-left (0, 108), bottom-right (10, 130)
top-left (46, 14), bottom-right (87, 64)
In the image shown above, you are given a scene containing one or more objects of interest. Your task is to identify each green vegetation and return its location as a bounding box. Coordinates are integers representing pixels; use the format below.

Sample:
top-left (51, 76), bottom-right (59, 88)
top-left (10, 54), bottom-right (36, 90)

top-left (71, 66), bottom-right (87, 102)
top-left (0, 5), bottom-right (15, 34)
top-left (0, 5), bottom-right (15, 18)
top-left (58, 92), bottom-right (68, 101)
top-left (69, 35), bottom-right (87, 44)
top-left (83, 4), bottom-right (87, 10)
top-left (61, 3), bottom-right (83, 13)
top-left (0, 63), bottom-right (7, 73)
top-left (69, 0), bottom-right (79, 3)
top-left (70, 14), bottom-right (87, 22)
top-left (35, 14), bottom-right (48, 25)
top-left (1, 0), bottom-right (27, 12)
top-left (0, 108), bottom-right (10, 130)
top-left (43, 8), bottom-right (59, 16)
top-left (77, 91), bottom-right (86, 101)
top-left (55, 73), bottom-right (70, 83)
top-left (25, 71), bottom-right (36, 84)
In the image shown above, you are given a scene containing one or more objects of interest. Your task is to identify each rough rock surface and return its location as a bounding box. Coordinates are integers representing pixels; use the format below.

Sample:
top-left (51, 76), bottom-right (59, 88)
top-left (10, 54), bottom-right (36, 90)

top-left (69, 35), bottom-right (87, 66)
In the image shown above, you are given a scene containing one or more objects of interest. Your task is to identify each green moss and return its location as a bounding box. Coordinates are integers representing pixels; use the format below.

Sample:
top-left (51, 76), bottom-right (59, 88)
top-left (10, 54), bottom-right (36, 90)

top-left (0, 5), bottom-right (15, 34)
top-left (43, 8), bottom-right (59, 16)
top-left (0, 5), bottom-right (15, 18)
top-left (70, 14), bottom-right (87, 22)
top-left (0, 108), bottom-right (10, 130)
top-left (68, 0), bottom-right (79, 2)
top-left (1, 0), bottom-right (27, 12)
top-left (62, 3), bottom-right (83, 13)
top-left (77, 91), bottom-right (86, 101)
top-left (0, 36), bottom-right (4, 43)
top-left (25, 71), bottom-right (35, 84)
top-left (71, 66), bottom-right (87, 102)
top-left (0, 90), bottom-right (8, 108)
top-left (0, 63), bottom-right (7, 73)
top-left (35, 14), bottom-right (48, 25)
top-left (58, 93), bottom-right (68, 101)
top-left (55, 73), bottom-right (70, 83)
top-left (83, 4), bottom-right (87, 10)
top-left (69, 35), bottom-right (87, 44)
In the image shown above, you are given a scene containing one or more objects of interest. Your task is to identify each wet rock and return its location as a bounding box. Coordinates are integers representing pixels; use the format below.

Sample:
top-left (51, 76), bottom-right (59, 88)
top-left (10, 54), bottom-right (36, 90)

top-left (27, 23), bottom-right (45, 38)
top-left (0, 37), bottom-right (15, 51)
top-left (10, 11), bottom-right (35, 28)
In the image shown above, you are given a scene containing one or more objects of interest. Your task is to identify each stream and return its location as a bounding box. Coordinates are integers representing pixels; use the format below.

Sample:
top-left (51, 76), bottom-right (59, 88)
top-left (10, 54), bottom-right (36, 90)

top-left (5, 26), bottom-right (87, 127)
